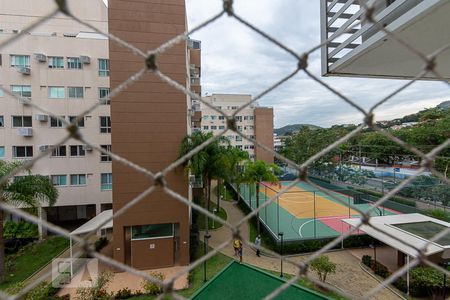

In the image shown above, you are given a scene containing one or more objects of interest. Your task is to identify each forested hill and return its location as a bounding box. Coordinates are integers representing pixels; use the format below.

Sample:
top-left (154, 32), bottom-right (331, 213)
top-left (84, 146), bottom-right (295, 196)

top-left (274, 124), bottom-right (321, 136)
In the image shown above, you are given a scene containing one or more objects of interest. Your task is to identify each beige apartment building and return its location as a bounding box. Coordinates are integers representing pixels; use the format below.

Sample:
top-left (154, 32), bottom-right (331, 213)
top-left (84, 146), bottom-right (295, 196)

top-left (0, 0), bottom-right (111, 227)
top-left (198, 94), bottom-right (274, 163)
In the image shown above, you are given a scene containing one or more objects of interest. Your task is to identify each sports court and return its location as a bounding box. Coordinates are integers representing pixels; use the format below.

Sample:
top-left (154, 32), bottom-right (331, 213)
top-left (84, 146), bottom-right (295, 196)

top-left (191, 261), bottom-right (329, 299)
top-left (239, 181), bottom-right (400, 241)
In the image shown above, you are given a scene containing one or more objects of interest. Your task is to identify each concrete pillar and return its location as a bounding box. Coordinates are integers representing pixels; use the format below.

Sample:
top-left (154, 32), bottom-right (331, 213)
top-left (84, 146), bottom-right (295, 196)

top-left (397, 250), bottom-right (405, 267)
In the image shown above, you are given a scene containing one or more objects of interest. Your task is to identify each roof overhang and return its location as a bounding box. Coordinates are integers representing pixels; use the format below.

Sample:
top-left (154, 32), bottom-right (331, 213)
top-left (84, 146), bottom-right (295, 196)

top-left (343, 213), bottom-right (450, 259)
top-left (70, 209), bottom-right (113, 236)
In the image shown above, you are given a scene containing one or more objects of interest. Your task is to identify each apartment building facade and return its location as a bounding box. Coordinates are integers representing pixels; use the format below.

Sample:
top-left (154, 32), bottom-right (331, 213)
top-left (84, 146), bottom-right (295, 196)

top-left (199, 94), bottom-right (274, 162)
top-left (0, 0), bottom-right (111, 226)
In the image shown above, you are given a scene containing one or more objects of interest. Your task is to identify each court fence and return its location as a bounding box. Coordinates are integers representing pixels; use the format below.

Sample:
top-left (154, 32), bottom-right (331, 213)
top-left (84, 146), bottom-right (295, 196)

top-left (0, 0), bottom-right (449, 299)
top-left (309, 177), bottom-right (422, 214)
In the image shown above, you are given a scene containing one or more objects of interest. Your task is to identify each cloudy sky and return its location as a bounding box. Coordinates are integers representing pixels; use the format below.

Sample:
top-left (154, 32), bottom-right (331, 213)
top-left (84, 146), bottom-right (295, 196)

top-left (185, 0), bottom-right (449, 128)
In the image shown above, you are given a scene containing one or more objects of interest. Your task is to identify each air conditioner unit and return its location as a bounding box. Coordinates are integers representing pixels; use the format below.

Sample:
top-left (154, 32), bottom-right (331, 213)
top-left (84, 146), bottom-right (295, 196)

top-left (39, 144), bottom-right (50, 152)
top-left (35, 114), bottom-right (48, 122)
top-left (34, 53), bottom-right (47, 62)
top-left (17, 128), bottom-right (33, 137)
top-left (80, 56), bottom-right (91, 64)
top-left (18, 67), bottom-right (31, 75)
top-left (83, 145), bottom-right (93, 151)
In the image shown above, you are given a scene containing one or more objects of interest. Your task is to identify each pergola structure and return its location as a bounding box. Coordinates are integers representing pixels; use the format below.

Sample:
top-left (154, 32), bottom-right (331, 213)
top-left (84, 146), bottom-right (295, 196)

top-left (343, 213), bottom-right (450, 294)
top-left (70, 209), bottom-right (113, 276)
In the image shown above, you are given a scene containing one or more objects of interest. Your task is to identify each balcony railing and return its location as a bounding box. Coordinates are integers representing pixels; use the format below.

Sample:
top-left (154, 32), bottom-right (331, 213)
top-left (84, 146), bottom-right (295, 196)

top-left (320, 0), bottom-right (425, 76)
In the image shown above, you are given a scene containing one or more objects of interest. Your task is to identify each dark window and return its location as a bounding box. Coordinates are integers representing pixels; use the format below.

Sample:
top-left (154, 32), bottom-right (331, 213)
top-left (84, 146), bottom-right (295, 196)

top-left (70, 145), bottom-right (85, 156)
top-left (69, 116), bottom-right (84, 127)
top-left (131, 223), bottom-right (174, 240)
top-left (100, 145), bottom-right (111, 162)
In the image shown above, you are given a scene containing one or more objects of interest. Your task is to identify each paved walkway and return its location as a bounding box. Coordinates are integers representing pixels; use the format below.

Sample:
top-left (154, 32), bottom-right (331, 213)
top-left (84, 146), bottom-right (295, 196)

top-left (201, 183), bottom-right (402, 300)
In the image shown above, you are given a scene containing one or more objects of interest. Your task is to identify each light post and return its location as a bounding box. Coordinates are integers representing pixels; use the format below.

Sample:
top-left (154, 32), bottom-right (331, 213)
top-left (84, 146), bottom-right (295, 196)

top-left (224, 185), bottom-right (227, 201)
top-left (212, 208), bottom-right (217, 229)
top-left (278, 232), bottom-right (284, 278)
top-left (203, 232), bottom-right (211, 282)
top-left (369, 243), bottom-right (377, 273)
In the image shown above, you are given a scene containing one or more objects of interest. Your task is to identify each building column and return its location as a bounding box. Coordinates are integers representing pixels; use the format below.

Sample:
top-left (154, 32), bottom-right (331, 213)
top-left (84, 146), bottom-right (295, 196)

top-left (397, 250), bottom-right (405, 267)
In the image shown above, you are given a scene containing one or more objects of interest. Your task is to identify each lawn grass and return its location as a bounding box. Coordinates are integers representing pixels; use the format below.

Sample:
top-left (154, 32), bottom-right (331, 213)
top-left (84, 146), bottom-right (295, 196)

top-left (197, 206), bottom-right (227, 231)
top-left (0, 236), bottom-right (69, 290)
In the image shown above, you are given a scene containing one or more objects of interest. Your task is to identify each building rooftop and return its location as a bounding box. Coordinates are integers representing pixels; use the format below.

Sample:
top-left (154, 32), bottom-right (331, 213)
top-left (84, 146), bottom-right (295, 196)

top-left (343, 213), bottom-right (450, 259)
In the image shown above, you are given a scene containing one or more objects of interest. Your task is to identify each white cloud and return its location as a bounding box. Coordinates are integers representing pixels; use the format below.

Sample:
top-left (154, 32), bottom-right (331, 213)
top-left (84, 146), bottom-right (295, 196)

top-left (186, 0), bottom-right (449, 128)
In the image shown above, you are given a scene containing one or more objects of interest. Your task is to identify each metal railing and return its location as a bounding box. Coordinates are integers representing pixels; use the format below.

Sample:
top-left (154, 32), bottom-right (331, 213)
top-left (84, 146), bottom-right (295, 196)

top-left (0, 0), bottom-right (449, 299)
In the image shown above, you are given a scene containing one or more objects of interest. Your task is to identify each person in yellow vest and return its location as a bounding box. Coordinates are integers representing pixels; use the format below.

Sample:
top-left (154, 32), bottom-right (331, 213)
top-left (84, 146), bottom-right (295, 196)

top-left (233, 238), bottom-right (242, 258)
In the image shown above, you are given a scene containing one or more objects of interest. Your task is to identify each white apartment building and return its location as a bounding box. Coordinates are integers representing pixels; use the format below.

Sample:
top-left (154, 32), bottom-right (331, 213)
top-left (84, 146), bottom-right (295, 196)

top-left (0, 0), bottom-right (110, 227)
top-left (200, 94), bottom-right (264, 160)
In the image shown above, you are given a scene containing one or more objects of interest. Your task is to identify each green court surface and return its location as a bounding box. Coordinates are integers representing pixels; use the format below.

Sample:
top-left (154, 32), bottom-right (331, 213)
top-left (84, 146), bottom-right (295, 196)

top-left (191, 261), bottom-right (329, 300)
top-left (239, 181), bottom-right (399, 241)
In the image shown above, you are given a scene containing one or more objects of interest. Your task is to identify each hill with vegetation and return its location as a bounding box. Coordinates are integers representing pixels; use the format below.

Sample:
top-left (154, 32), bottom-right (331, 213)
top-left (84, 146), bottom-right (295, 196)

top-left (274, 124), bottom-right (321, 136)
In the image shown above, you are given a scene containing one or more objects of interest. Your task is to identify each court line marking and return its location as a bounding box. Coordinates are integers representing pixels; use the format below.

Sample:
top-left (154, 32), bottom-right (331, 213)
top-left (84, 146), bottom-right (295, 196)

top-left (298, 216), bottom-right (349, 238)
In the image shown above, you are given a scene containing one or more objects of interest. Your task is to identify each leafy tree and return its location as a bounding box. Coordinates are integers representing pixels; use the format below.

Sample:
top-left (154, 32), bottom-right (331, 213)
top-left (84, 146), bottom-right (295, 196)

top-left (310, 255), bottom-right (337, 283)
top-left (217, 146), bottom-right (249, 210)
top-left (419, 107), bottom-right (447, 122)
top-left (0, 161), bottom-right (58, 283)
top-left (431, 185), bottom-right (450, 206)
top-left (243, 160), bottom-right (280, 235)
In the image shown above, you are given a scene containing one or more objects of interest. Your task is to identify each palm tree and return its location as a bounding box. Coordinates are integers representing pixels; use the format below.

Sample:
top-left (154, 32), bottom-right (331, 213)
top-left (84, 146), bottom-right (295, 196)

top-left (179, 131), bottom-right (228, 232)
top-left (0, 160), bottom-right (58, 282)
top-left (243, 160), bottom-right (280, 235)
top-left (218, 146), bottom-right (249, 210)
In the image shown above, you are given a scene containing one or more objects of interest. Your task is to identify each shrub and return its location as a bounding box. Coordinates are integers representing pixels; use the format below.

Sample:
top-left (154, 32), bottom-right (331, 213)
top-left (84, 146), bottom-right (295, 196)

top-left (4, 221), bottom-right (38, 239)
top-left (309, 255), bottom-right (337, 283)
top-left (371, 261), bottom-right (390, 278)
top-left (361, 255), bottom-right (372, 267)
top-left (410, 266), bottom-right (447, 298)
top-left (94, 237), bottom-right (109, 251)
top-left (25, 282), bottom-right (59, 300)
top-left (141, 272), bottom-right (165, 295)
top-left (75, 271), bottom-right (114, 300)
top-left (424, 209), bottom-right (450, 222)
top-left (393, 277), bottom-right (407, 293)
top-left (6, 282), bottom-right (58, 300)
top-left (353, 187), bottom-right (416, 207)
top-left (114, 287), bottom-right (133, 299)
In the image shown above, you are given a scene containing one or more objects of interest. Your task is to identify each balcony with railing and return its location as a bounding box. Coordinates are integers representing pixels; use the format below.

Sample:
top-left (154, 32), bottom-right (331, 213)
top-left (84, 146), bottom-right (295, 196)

top-left (320, 0), bottom-right (450, 80)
